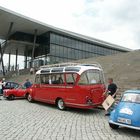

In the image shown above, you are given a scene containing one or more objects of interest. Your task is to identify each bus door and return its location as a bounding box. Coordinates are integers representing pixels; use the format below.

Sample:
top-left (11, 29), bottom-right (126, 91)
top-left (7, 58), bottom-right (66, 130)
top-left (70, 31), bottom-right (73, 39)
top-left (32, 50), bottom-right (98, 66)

top-left (34, 74), bottom-right (50, 102)
top-left (47, 73), bottom-right (66, 103)
top-left (65, 73), bottom-right (79, 105)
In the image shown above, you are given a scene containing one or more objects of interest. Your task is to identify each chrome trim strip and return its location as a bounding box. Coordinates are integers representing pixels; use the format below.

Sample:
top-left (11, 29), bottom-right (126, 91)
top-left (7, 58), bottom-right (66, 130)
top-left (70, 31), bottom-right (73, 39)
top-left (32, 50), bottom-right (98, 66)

top-left (109, 120), bottom-right (140, 130)
top-left (38, 85), bottom-right (73, 88)
top-left (65, 102), bottom-right (90, 107)
top-left (65, 102), bottom-right (101, 107)
top-left (41, 85), bottom-right (66, 88)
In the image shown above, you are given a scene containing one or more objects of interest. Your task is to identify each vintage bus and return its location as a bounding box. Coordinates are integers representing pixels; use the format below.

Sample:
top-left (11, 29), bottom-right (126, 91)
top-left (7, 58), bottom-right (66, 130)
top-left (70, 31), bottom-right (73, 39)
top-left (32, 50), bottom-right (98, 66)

top-left (26, 63), bottom-right (106, 110)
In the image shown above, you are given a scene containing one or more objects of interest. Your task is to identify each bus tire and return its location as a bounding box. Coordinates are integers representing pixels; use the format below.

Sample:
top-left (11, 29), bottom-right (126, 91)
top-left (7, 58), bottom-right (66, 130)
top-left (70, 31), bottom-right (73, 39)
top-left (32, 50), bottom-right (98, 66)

top-left (57, 98), bottom-right (66, 110)
top-left (27, 94), bottom-right (33, 102)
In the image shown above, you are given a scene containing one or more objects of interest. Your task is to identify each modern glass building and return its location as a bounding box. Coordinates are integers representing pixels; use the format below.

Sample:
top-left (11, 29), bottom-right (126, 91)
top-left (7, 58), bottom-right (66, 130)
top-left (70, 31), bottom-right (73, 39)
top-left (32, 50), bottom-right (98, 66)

top-left (26, 31), bottom-right (130, 67)
top-left (49, 32), bottom-right (124, 64)
top-left (0, 6), bottom-right (131, 72)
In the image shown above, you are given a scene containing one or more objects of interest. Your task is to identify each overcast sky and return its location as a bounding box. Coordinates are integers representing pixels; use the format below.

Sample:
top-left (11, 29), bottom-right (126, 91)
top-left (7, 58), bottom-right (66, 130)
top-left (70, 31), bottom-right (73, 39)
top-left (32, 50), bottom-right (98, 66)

top-left (0, 0), bottom-right (140, 68)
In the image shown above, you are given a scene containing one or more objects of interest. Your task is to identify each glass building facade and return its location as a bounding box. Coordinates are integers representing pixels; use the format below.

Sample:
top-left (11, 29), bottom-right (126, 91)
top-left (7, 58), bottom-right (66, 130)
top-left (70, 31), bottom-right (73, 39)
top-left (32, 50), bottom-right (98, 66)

top-left (47, 32), bottom-right (126, 64)
top-left (25, 31), bottom-right (128, 67)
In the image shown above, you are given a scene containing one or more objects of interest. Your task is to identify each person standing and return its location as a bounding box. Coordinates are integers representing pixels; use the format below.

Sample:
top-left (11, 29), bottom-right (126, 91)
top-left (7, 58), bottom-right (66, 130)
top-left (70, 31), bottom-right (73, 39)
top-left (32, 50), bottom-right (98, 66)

top-left (2, 78), bottom-right (6, 88)
top-left (104, 78), bottom-right (118, 115)
top-left (0, 79), bottom-right (3, 100)
top-left (24, 79), bottom-right (32, 89)
top-left (107, 78), bottom-right (118, 98)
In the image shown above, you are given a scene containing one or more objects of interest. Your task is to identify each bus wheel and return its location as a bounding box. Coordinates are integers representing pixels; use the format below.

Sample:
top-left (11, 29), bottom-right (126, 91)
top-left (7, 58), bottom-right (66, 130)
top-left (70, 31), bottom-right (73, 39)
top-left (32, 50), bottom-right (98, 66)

top-left (57, 99), bottom-right (66, 110)
top-left (27, 94), bottom-right (33, 102)
top-left (8, 95), bottom-right (15, 100)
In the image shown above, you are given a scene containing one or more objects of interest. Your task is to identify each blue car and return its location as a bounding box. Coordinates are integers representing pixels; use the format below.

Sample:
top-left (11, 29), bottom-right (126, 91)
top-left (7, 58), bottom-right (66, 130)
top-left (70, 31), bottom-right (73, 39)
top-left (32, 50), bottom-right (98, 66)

top-left (109, 90), bottom-right (140, 130)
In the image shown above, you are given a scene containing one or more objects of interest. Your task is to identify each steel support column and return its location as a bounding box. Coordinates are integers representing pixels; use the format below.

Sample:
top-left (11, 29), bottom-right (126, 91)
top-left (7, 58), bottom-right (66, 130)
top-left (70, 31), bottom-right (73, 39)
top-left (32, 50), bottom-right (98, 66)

top-left (8, 53), bottom-right (11, 71)
top-left (2, 22), bottom-right (14, 54)
top-left (0, 22), bottom-right (14, 75)
top-left (15, 49), bottom-right (18, 71)
top-left (24, 55), bottom-right (28, 69)
top-left (0, 44), bottom-right (5, 75)
top-left (31, 29), bottom-right (37, 67)
top-left (24, 46), bottom-right (28, 69)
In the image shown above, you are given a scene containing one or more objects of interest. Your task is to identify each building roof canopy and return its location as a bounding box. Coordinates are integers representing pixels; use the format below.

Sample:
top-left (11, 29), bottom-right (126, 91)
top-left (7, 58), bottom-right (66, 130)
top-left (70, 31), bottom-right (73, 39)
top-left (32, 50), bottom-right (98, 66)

top-left (0, 6), bottom-right (131, 56)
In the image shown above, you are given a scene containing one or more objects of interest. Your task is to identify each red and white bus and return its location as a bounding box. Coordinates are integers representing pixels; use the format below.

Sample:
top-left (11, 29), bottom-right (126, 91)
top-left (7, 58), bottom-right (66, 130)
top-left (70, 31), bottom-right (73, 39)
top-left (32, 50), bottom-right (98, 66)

top-left (26, 63), bottom-right (106, 110)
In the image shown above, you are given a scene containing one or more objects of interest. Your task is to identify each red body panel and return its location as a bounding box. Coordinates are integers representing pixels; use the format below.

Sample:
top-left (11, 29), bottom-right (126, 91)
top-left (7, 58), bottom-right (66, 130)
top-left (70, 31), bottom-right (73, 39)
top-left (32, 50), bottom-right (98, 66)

top-left (4, 88), bottom-right (26, 98)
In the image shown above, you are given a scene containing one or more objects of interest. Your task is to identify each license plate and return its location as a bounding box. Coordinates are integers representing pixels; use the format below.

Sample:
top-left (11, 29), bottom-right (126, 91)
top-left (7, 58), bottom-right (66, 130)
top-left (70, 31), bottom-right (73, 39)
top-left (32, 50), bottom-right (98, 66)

top-left (117, 117), bottom-right (131, 125)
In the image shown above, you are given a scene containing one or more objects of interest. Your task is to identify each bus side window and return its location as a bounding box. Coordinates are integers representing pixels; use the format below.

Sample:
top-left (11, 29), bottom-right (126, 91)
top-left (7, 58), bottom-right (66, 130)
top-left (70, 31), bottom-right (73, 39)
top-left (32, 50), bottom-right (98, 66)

top-left (40, 74), bottom-right (50, 84)
top-left (51, 74), bottom-right (64, 85)
top-left (100, 71), bottom-right (105, 84)
top-left (66, 73), bottom-right (77, 85)
top-left (78, 72), bottom-right (88, 85)
top-left (35, 75), bottom-right (40, 84)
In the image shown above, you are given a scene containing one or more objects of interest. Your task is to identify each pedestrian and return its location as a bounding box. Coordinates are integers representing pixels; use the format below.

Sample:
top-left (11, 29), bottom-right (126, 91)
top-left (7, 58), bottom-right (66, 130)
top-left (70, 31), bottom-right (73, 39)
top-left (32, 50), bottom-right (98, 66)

top-left (24, 79), bottom-right (32, 89)
top-left (0, 79), bottom-right (4, 100)
top-left (2, 78), bottom-right (6, 87)
top-left (104, 78), bottom-right (118, 116)
top-left (30, 68), bottom-right (34, 75)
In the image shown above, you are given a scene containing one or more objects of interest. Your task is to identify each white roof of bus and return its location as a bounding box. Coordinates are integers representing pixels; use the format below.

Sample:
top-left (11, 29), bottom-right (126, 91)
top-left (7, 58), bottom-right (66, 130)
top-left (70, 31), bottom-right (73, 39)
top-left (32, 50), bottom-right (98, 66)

top-left (36, 65), bottom-right (101, 75)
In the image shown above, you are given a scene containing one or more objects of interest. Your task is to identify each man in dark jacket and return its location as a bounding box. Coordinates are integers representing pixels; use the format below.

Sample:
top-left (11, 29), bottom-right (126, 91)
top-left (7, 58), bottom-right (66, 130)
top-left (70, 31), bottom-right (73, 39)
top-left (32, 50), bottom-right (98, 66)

top-left (104, 78), bottom-right (118, 116)
top-left (107, 78), bottom-right (118, 98)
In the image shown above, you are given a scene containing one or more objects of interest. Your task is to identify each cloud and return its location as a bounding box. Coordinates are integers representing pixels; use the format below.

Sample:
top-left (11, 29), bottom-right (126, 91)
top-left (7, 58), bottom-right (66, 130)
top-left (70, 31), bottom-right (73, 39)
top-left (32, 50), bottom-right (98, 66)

top-left (0, 0), bottom-right (140, 51)
top-left (70, 0), bottom-right (140, 49)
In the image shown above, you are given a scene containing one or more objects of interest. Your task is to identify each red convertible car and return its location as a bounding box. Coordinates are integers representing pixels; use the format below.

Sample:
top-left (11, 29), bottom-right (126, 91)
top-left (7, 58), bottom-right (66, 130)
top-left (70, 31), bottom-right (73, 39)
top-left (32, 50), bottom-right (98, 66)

top-left (3, 85), bottom-right (27, 100)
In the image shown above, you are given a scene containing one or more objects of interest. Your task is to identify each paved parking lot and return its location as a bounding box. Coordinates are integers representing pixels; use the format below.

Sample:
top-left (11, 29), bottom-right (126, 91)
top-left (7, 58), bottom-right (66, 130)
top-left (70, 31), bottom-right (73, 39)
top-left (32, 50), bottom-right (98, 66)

top-left (0, 99), bottom-right (140, 140)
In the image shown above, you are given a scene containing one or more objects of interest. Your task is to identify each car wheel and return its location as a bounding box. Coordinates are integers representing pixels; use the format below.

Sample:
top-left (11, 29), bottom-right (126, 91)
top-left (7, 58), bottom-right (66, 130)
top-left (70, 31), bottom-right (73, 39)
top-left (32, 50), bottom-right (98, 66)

top-left (8, 95), bottom-right (15, 100)
top-left (57, 99), bottom-right (66, 110)
top-left (27, 94), bottom-right (33, 102)
top-left (109, 123), bottom-right (119, 129)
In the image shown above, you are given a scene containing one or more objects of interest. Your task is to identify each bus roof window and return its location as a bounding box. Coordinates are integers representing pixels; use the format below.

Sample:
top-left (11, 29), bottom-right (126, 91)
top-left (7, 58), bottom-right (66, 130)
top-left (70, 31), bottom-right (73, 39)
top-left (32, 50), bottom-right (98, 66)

top-left (41, 69), bottom-right (50, 73)
top-left (65, 67), bottom-right (81, 72)
top-left (51, 68), bottom-right (63, 73)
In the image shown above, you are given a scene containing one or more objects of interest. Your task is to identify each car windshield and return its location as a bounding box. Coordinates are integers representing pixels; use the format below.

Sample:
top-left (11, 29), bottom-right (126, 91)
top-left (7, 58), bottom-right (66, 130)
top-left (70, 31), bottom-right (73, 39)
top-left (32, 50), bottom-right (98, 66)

top-left (122, 93), bottom-right (140, 103)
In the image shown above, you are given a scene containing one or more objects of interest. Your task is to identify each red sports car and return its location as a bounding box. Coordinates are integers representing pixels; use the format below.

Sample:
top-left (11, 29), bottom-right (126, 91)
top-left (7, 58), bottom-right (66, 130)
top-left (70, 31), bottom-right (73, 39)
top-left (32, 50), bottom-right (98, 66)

top-left (3, 85), bottom-right (27, 100)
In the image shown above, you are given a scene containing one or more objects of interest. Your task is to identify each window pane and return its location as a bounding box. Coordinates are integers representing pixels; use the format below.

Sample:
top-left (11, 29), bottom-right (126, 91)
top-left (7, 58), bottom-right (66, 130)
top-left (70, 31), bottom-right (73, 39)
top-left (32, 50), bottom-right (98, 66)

top-left (35, 75), bottom-right (40, 84)
top-left (87, 70), bottom-right (101, 84)
top-left (66, 73), bottom-right (77, 85)
top-left (79, 72), bottom-right (88, 85)
top-left (51, 74), bottom-right (64, 84)
top-left (40, 74), bottom-right (50, 84)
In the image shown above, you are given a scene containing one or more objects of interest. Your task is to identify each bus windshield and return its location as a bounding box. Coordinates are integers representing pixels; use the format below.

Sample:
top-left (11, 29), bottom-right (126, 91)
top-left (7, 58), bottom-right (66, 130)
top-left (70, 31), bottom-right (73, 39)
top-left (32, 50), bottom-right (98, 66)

top-left (79, 69), bottom-right (104, 85)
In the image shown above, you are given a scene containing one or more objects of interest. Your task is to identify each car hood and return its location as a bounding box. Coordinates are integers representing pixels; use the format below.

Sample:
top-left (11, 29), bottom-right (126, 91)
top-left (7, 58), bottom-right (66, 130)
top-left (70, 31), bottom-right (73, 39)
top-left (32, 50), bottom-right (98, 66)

top-left (112, 102), bottom-right (140, 127)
